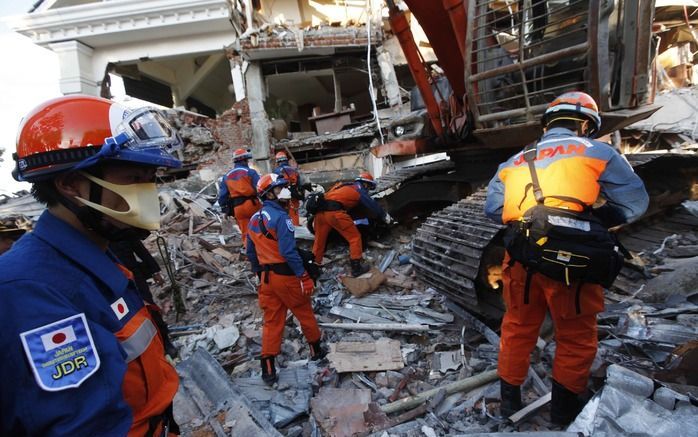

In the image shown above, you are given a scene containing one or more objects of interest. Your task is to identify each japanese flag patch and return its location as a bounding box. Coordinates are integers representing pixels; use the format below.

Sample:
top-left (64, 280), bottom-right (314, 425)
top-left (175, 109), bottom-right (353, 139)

top-left (20, 313), bottom-right (101, 392)
top-left (111, 297), bottom-right (129, 320)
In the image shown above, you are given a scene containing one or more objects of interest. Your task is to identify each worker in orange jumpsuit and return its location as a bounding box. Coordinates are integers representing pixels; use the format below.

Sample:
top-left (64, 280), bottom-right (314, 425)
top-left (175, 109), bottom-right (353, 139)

top-left (273, 151), bottom-right (305, 226)
top-left (312, 172), bottom-right (391, 277)
top-left (485, 92), bottom-right (649, 424)
top-left (246, 173), bottom-right (325, 385)
top-left (218, 148), bottom-right (261, 248)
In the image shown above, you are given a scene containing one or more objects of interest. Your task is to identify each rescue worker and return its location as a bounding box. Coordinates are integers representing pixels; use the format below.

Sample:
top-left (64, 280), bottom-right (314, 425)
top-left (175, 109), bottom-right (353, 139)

top-left (246, 173), bottom-right (325, 385)
top-left (0, 95), bottom-right (182, 435)
top-left (485, 91), bottom-right (649, 425)
top-left (273, 151), bottom-right (305, 226)
top-left (218, 148), bottom-right (261, 248)
top-left (312, 171), bottom-right (391, 277)
top-left (0, 215), bottom-right (30, 255)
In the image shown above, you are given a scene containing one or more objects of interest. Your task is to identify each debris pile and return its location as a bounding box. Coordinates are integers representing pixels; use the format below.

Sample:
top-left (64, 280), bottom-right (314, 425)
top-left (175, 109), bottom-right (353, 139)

top-left (141, 182), bottom-right (698, 436)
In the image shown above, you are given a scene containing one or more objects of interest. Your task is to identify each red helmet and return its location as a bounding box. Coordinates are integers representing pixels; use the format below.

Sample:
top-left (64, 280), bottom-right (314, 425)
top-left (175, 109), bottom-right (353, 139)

top-left (257, 173), bottom-right (288, 197)
top-left (355, 171), bottom-right (376, 189)
top-left (233, 148), bottom-right (253, 162)
top-left (275, 151), bottom-right (289, 163)
top-left (541, 91), bottom-right (601, 137)
top-left (13, 95), bottom-right (182, 182)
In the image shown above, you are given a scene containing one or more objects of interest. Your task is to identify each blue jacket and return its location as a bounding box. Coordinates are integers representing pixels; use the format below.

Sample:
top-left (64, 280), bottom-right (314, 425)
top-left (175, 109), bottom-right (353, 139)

top-left (273, 163), bottom-right (302, 186)
top-left (246, 200), bottom-right (305, 277)
top-left (485, 128), bottom-right (649, 224)
top-left (218, 163), bottom-right (261, 207)
top-left (0, 211), bottom-right (147, 436)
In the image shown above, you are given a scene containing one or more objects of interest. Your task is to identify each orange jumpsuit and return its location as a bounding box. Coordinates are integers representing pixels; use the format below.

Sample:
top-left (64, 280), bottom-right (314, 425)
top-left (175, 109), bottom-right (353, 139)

top-left (312, 182), bottom-right (385, 264)
top-left (485, 127), bottom-right (649, 394)
top-left (247, 200), bottom-right (321, 356)
top-left (273, 164), bottom-right (302, 226)
top-left (222, 164), bottom-right (261, 247)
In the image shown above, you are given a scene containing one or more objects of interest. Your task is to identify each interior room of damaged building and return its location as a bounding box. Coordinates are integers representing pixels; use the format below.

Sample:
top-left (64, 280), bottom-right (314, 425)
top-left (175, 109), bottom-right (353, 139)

top-left (2, 0), bottom-right (698, 436)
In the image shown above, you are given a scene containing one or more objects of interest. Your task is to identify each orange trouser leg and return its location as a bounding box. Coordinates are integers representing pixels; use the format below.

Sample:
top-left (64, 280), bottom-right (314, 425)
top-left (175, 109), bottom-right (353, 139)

top-left (289, 199), bottom-right (300, 226)
top-left (234, 199), bottom-right (261, 247)
top-left (259, 272), bottom-right (321, 356)
top-left (498, 259), bottom-right (547, 386)
top-left (546, 281), bottom-right (604, 394)
top-left (328, 211), bottom-right (363, 261)
top-left (312, 212), bottom-right (332, 264)
top-left (258, 274), bottom-right (287, 356)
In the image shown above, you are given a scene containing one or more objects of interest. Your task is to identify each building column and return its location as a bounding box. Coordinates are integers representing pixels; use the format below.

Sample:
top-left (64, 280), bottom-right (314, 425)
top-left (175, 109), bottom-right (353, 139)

top-left (245, 61), bottom-right (271, 173)
top-left (49, 40), bottom-right (99, 95)
top-left (377, 46), bottom-right (402, 109)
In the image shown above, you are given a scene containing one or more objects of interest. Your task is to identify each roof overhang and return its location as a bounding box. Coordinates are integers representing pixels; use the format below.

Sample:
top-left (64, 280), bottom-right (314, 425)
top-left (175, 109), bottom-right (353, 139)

top-left (7, 0), bottom-right (234, 48)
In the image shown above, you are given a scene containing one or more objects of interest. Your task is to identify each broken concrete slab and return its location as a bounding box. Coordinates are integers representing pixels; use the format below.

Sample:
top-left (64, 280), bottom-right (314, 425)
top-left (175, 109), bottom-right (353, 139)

top-left (233, 363), bottom-right (315, 427)
top-left (328, 338), bottom-right (404, 373)
top-left (568, 364), bottom-right (698, 436)
top-left (311, 388), bottom-right (372, 437)
top-left (432, 350), bottom-right (463, 374)
top-left (212, 325), bottom-right (240, 350)
top-left (175, 348), bottom-right (282, 436)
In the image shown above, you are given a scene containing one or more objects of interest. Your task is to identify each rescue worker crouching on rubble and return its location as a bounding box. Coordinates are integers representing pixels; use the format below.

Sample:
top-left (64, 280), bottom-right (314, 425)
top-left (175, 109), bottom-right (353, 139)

top-left (0, 95), bottom-right (182, 435)
top-left (312, 172), bottom-right (391, 277)
top-left (218, 148), bottom-right (261, 249)
top-left (273, 151), bottom-right (309, 226)
top-left (246, 173), bottom-right (326, 385)
top-left (484, 91), bottom-right (649, 425)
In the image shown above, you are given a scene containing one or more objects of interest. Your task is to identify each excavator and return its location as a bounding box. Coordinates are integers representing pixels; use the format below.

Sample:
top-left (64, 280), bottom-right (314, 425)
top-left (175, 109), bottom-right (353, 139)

top-left (375, 0), bottom-right (698, 317)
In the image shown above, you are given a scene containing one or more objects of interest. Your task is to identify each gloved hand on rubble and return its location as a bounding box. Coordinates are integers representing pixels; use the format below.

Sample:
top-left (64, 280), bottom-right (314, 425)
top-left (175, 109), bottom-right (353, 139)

top-left (300, 272), bottom-right (314, 296)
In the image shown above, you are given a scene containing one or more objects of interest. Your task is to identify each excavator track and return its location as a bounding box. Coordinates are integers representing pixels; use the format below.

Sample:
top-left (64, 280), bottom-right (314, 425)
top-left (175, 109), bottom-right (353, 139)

top-left (411, 190), bottom-right (505, 314)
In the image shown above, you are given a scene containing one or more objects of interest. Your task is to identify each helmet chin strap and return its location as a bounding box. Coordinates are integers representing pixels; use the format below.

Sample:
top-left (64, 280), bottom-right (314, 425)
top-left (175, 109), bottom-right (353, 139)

top-left (57, 171), bottom-right (150, 242)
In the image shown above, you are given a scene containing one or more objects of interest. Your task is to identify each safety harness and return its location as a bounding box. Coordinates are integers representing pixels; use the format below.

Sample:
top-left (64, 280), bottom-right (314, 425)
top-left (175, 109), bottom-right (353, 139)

top-left (255, 211), bottom-right (320, 283)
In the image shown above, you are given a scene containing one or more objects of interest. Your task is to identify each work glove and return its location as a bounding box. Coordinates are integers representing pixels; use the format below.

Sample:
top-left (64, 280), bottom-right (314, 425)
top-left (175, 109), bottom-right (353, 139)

top-left (300, 272), bottom-right (314, 296)
top-left (383, 213), bottom-right (393, 224)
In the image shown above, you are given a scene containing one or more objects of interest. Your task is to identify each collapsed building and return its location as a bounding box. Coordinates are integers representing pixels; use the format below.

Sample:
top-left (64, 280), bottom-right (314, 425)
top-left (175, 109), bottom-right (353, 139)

top-left (3, 0), bottom-right (698, 436)
top-left (8, 0), bottom-right (437, 183)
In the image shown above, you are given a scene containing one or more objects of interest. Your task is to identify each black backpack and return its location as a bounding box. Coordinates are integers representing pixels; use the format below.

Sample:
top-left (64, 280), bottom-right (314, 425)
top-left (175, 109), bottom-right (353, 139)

top-left (503, 142), bottom-right (628, 288)
top-left (305, 192), bottom-right (326, 215)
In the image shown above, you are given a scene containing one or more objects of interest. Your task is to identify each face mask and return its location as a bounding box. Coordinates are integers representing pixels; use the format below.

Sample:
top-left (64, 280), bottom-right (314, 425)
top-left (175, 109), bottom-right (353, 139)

top-left (277, 187), bottom-right (292, 201)
top-left (75, 172), bottom-right (162, 231)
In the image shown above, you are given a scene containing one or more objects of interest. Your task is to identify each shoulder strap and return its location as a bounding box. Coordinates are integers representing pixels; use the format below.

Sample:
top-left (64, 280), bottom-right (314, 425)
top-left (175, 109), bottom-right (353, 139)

top-left (257, 211), bottom-right (277, 241)
top-left (522, 142), bottom-right (588, 210)
top-left (522, 143), bottom-right (544, 204)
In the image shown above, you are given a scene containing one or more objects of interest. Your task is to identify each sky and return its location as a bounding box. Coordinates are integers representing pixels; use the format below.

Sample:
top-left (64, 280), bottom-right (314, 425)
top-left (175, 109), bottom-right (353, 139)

top-left (0, 1), bottom-right (61, 196)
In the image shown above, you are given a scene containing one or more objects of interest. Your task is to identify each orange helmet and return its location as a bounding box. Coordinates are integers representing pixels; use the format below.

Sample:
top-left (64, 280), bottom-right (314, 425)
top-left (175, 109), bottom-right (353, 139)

top-left (13, 95), bottom-right (182, 182)
top-left (233, 148), bottom-right (252, 162)
top-left (541, 91), bottom-right (601, 138)
top-left (257, 173), bottom-right (288, 197)
top-left (275, 151), bottom-right (289, 163)
top-left (355, 171), bottom-right (376, 189)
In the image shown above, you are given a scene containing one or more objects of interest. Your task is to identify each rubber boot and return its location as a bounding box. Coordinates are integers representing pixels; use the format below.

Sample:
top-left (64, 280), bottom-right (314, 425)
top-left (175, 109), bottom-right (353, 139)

top-left (551, 380), bottom-right (584, 426)
top-left (350, 259), bottom-right (370, 277)
top-left (260, 356), bottom-right (278, 385)
top-left (309, 340), bottom-right (327, 361)
top-left (500, 379), bottom-right (523, 417)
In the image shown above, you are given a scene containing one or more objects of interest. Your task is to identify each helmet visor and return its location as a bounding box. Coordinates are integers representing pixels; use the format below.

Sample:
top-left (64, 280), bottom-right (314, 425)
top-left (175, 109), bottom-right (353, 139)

top-left (117, 108), bottom-right (182, 151)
